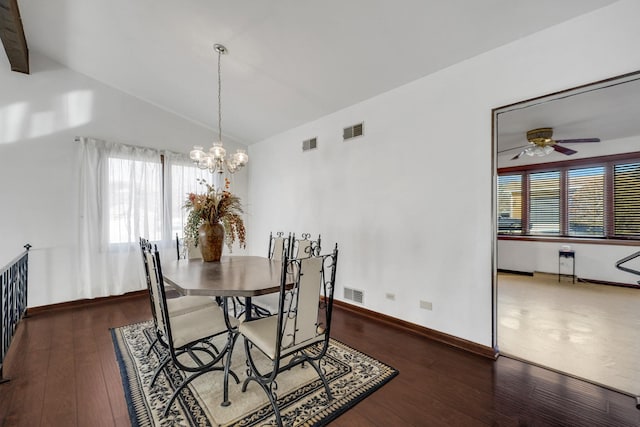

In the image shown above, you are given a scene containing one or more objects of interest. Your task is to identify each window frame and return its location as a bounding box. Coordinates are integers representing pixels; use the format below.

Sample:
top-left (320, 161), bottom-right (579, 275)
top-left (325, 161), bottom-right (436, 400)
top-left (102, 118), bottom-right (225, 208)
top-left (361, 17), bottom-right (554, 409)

top-left (497, 150), bottom-right (640, 244)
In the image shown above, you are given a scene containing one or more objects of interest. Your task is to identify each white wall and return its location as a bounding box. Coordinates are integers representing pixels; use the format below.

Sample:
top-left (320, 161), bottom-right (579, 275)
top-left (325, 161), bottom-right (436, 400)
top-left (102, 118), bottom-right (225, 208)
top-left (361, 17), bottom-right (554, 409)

top-left (0, 52), bottom-right (248, 307)
top-left (247, 0), bottom-right (640, 346)
top-left (498, 240), bottom-right (640, 285)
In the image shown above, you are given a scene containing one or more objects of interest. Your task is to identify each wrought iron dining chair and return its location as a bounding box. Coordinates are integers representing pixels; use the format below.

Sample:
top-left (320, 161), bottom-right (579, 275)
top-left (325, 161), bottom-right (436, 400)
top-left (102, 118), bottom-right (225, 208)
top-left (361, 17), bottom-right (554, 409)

top-left (268, 231), bottom-right (291, 261)
top-left (175, 233), bottom-right (202, 260)
top-left (249, 231), bottom-right (295, 317)
top-left (140, 238), bottom-right (217, 355)
top-left (239, 244), bottom-right (339, 427)
top-left (140, 240), bottom-right (240, 413)
top-left (290, 232), bottom-right (321, 258)
top-left (231, 231), bottom-right (292, 320)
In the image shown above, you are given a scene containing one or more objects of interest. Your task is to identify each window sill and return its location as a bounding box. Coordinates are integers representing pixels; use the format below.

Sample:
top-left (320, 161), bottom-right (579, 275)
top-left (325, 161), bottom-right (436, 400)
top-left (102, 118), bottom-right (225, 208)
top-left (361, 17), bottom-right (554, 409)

top-left (498, 235), bottom-right (640, 247)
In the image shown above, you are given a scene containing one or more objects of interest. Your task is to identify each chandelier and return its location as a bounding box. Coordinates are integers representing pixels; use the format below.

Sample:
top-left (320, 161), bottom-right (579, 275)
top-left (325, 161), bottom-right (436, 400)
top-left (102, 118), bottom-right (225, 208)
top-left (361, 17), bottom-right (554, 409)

top-left (190, 44), bottom-right (248, 174)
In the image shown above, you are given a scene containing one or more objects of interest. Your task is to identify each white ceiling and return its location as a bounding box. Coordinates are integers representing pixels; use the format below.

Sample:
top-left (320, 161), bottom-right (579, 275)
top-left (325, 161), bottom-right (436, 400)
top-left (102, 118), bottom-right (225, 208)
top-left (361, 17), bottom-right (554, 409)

top-left (497, 73), bottom-right (640, 165)
top-left (16, 0), bottom-right (618, 145)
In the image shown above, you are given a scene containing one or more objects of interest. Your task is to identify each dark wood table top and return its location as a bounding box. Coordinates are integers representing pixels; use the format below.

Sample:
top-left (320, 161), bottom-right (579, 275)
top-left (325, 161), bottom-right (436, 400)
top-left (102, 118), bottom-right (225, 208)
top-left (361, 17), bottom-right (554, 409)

top-left (162, 256), bottom-right (285, 297)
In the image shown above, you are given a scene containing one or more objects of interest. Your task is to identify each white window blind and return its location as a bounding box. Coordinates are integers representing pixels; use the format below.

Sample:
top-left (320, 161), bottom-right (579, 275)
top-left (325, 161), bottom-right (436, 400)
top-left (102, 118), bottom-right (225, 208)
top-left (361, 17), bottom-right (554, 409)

top-left (499, 155), bottom-right (640, 240)
top-left (529, 171), bottom-right (560, 235)
top-left (614, 162), bottom-right (640, 237)
top-left (568, 166), bottom-right (605, 237)
top-left (497, 175), bottom-right (522, 234)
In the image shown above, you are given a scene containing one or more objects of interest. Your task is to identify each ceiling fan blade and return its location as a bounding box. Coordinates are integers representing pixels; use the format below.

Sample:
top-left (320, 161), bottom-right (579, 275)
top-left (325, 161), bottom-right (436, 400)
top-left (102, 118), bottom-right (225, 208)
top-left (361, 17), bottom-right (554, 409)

top-left (553, 144), bottom-right (577, 156)
top-left (554, 138), bottom-right (600, 143)
top-left (511, 150), bottom-right (525, 160)
top-left (498, 144), bottom-right (529, 154)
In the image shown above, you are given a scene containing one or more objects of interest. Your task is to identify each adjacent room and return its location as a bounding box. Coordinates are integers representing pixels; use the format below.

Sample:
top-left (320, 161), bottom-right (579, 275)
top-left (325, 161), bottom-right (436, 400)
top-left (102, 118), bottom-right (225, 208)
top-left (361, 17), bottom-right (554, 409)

top-left (2, 1), bottom-right (640, 426)
top-left (495, 73), bottom-right (640, 396)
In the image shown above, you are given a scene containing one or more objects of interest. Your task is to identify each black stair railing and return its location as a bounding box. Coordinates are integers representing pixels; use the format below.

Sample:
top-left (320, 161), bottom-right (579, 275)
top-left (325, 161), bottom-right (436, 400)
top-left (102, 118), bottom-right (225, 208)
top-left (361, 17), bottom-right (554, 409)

top-left (0, 244), bottom-right (31, 384)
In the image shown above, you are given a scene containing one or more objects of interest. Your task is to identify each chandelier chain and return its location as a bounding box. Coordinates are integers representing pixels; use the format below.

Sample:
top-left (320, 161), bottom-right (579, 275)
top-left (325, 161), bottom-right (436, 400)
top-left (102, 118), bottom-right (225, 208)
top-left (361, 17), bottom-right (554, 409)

top-left (217, 48), bottom-right (222, 143)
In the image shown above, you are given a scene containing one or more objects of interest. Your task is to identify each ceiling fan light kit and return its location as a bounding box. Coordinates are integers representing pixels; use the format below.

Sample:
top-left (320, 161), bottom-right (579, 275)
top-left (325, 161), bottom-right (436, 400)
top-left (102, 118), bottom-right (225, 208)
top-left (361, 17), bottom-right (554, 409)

top-left (525, 145), bottom-right (554, 157)
top-left (510, 127), bottom-right (600, 160)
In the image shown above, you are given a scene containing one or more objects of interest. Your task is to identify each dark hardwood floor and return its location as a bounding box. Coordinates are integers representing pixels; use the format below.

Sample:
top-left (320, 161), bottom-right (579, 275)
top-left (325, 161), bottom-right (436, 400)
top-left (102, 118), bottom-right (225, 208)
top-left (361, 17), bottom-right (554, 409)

top-left (1, 293), bottom-right (638, 426)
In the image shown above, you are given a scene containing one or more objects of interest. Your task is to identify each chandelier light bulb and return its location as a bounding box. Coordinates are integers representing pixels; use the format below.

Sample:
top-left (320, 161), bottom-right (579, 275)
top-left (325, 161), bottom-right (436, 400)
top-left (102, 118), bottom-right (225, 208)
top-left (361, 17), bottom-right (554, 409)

top-left (233, 149), bottom-right (249, 166)
top-left (227, 160), bottom-right (238, 174)
top-left (211, 142), bottom-right (226, 159)
top-left (190, 146), bottom-right (205, 161)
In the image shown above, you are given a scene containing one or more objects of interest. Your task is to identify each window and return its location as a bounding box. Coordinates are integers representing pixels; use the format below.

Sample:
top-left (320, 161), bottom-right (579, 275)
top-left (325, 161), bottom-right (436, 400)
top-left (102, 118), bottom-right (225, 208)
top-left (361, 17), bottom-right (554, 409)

top-left (529, 171), bottom-right (560, 235)
top-left (614, 162), bottom-right (640, 237)
top-left (77, 138), bottom-right (238, 298)
top-left (568, 166), bottom-right (604, 237)
top-left (106, 151), bottom-right (220, 245)
top-left (497, 153), bottom-right (640, 240)
top-left (107, 156), bottom-right (163, 244)
top-left (497, 175), bottom-right (522, 234)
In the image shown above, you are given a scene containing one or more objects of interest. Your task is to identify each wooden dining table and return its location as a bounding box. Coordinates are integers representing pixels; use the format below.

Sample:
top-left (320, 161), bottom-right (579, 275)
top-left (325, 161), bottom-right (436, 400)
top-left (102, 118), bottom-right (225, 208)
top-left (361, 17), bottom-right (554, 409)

top-left (161, 255), bottom-right (286, 406)
top-left (161, 256), bottom-right (287, 315)
top-left (162, 255), bottom-right (285, 295)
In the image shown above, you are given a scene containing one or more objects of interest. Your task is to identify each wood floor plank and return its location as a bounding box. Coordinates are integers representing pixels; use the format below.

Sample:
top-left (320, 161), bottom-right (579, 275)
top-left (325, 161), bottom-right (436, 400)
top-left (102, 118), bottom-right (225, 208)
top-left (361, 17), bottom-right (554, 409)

top-left (39, 312), bottom-right (77, 427)
top-left (0, 345), bottom-right (48, 426)
top-left (2, 293), bottom-right (639, 426)
top-left (73, 311), bottom-right (114, 427)
top-left (330, 306), bottom-right (640, 427)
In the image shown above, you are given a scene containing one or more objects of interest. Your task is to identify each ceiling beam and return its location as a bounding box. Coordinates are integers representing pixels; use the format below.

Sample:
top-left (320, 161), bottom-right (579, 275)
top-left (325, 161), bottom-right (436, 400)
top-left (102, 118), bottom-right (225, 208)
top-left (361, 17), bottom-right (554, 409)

top-left (0, 0), bottom-right (29, 74)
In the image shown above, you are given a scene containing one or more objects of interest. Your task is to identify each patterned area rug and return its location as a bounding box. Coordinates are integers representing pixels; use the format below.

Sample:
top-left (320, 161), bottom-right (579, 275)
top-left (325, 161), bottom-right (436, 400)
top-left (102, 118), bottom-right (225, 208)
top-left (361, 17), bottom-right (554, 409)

top-left (111, 321), bottom-right (398, 426)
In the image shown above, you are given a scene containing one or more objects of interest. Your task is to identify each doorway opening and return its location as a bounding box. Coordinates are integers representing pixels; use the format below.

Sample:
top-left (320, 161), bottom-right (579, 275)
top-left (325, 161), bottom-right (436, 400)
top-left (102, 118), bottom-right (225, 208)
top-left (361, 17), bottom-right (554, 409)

top-left (492, 70), bottom-right (640, 397)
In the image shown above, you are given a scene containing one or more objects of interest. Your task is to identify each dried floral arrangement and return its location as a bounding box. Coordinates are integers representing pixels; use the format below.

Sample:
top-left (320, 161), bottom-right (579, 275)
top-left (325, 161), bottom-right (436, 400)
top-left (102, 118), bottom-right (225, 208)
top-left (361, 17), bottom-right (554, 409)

top-left (183, 178), bottom-right (246, 250)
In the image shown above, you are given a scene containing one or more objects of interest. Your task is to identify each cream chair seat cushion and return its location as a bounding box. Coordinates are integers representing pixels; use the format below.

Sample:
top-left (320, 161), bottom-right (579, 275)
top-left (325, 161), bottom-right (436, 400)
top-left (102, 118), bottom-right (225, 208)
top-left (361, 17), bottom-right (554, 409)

top-left (170, 305), bottom-right (238, 348)
top-left (239, 315), bottom-right (324, 360)
top-left (167, 295), bottom-right (216, 316)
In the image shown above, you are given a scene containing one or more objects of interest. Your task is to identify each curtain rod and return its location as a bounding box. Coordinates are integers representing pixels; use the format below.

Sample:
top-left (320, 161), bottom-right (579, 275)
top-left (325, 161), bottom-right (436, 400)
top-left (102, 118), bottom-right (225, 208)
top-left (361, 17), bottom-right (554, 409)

top-left (74, 136), bottom-right (189, 158)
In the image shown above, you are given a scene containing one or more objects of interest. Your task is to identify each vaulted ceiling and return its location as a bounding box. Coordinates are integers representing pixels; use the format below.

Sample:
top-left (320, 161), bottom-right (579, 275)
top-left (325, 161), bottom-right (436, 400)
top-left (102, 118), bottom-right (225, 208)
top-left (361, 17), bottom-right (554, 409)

top-left (4, 0), bottom-right (618, 144)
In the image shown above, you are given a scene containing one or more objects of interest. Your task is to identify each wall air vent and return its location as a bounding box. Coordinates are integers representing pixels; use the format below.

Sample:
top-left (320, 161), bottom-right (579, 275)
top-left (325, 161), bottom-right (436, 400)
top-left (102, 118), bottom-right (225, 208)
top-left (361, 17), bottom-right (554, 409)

top-left (343, 122), bottom-right (364, 140)
top-left (302, 137), bottom-right (317, 152)
top-left (343, 287), bottom-right (364, 304)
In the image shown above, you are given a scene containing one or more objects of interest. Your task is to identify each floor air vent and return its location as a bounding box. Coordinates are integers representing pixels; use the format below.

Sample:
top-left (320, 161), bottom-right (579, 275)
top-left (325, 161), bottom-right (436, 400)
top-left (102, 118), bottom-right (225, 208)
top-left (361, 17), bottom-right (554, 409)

top-left (343, 122), bottom-right (363, 140)
top-left (343, 287), bottom-right (364, 304)
top-left (302, 137), bottom-right (317, 152)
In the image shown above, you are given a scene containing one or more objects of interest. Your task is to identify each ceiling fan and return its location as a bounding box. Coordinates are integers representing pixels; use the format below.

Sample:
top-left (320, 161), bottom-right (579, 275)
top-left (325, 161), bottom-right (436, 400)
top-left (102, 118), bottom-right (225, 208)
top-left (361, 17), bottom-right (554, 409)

top-left (508, 127), bottom-right (600, 160)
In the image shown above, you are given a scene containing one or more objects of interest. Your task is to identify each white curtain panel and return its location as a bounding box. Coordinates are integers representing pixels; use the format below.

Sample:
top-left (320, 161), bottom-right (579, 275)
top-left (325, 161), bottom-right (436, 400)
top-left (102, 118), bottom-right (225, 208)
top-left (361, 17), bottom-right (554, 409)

top-left (77, 137), bottom-right (164, 298)
top-left (76, 138), bottom-right (222, 299)
top-left (163, 151), bottom-right (221, 242)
